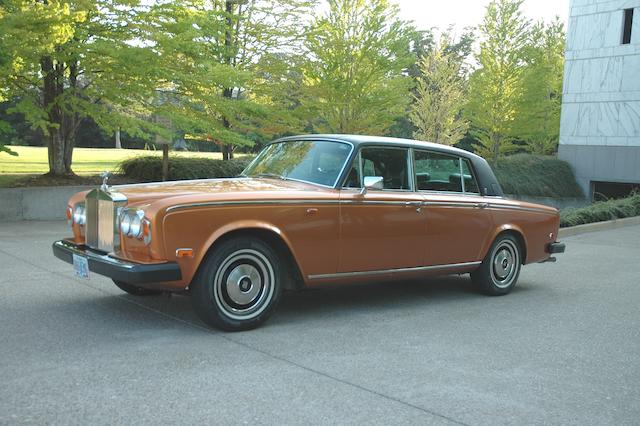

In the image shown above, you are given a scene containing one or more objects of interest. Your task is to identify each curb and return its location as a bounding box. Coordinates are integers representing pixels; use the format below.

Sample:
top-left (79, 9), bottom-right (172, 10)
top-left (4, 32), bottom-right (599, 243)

top-left (559, 216), bottom-right (640, 238)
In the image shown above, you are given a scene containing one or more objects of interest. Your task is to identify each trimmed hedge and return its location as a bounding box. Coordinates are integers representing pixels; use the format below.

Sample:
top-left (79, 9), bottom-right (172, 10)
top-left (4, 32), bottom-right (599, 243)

top-left (494, 154), bottom-right (584, 199)
top-left (560, 192), bottom-right (640, 227)
top-left (118, 153), bottom-right (585, 201)
top-left (118, 156), bottom-right (254, 182)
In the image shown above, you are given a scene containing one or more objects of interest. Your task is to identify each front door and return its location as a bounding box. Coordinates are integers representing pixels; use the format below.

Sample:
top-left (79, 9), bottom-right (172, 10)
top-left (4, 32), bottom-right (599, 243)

top-left (338, 146), bottom-right (426, 273)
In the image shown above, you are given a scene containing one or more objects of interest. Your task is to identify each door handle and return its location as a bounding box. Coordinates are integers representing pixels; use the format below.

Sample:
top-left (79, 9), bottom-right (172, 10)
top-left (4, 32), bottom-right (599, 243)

top-left (475, 202), bottom-right (489, 209)
top-left (405, 201), bottom-right (422, 212)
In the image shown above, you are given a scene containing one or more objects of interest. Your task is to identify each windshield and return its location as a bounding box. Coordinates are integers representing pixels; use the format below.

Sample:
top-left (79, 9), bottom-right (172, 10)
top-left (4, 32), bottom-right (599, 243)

top-left (242, 140), bottom-right (352, 187)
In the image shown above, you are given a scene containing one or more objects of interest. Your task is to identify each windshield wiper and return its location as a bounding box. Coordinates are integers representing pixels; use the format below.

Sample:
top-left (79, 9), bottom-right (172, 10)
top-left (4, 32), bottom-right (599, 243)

top-left (252, 173), bottom-right (288, 181)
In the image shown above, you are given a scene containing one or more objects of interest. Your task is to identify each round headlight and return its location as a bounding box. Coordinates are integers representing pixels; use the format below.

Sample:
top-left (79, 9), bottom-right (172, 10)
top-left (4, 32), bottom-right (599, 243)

top-left (120, 213), bottom-right (132, 236)
top-left (129, 213), bottom-right (142, 238)
top-left (73, 205), bottom-right (86, 225)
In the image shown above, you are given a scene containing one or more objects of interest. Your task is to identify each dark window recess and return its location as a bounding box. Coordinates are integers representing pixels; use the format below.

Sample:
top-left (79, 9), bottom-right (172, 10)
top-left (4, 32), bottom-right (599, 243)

top-left (622, 8), bottom-right (634, 44)
top-left (592, 181), bottom-right (640, 202)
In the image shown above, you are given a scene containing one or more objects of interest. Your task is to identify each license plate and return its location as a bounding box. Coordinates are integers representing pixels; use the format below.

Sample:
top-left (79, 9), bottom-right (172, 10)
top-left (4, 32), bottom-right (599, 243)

top-left (73, 254), bottom-right (89, 279)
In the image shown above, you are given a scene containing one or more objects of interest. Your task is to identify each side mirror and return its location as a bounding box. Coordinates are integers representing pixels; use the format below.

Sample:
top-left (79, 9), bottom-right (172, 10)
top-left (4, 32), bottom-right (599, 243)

top-left (361, 176), bottom-right (384, 195)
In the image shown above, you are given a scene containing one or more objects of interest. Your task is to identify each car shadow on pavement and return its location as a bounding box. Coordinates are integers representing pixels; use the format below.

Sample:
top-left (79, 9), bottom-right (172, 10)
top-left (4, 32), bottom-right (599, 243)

top-left (59, 274), bottom-right (537, 333)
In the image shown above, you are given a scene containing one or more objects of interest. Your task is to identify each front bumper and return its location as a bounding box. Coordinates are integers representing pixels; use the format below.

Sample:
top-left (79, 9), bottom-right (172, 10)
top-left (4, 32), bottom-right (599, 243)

top-left (546, 242), bottom-right (566, 254)
top-left (52, 240), bottom-right (182, 284)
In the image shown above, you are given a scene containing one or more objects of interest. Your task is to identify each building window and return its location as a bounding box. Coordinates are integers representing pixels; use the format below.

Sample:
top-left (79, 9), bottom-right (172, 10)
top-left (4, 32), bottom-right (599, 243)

top-left (622, 8), bottom-right (634, 44)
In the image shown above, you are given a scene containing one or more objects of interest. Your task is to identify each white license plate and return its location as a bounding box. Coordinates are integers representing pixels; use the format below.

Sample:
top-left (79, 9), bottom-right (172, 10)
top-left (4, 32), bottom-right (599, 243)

top-left (73, 254), bottom-right (89, 279)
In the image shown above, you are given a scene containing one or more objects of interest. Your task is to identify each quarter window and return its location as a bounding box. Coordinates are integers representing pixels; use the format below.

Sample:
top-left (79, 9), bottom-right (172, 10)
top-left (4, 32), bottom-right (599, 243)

top-left (414, 150), bottom-right (480, 194)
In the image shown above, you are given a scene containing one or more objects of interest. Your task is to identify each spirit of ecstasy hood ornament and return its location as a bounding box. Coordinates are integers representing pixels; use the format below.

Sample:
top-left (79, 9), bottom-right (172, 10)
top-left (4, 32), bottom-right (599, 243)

top-left (100, 171), bottom-right (111, 192)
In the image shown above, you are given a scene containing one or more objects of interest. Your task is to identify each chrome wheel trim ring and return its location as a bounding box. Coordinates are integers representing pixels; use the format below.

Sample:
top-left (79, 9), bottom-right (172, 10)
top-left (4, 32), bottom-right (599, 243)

top-left (213, 249), bottom-right (275, 321)
top-left (490, 239), bottom-right (520, 289)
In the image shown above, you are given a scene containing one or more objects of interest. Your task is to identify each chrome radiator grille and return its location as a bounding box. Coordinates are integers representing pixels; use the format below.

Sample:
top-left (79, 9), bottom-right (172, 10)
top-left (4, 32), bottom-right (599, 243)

top-left (85, 189), bottom-right (127, 253)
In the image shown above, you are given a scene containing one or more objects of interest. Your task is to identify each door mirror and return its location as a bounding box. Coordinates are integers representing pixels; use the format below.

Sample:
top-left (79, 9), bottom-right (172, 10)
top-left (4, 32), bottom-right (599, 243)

top-left (361, 176), bottom-right (384, 194)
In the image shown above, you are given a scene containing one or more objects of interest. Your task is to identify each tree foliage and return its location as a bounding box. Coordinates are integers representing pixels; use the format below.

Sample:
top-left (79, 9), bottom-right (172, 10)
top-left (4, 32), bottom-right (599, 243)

top-left (514, 19), bottom-right (565, 155)
top-left (465, 0), bottom-right (530, 164)
top-left (410, 35), bottom-right (469, 146)
top-left (0, 0), bottom-right (313, 174)
top-left (300, 0), bottom-right (415, 134)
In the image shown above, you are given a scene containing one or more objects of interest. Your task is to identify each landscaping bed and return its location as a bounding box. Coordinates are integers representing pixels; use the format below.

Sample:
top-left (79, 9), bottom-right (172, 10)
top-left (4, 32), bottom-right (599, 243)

top-left (560, 193), bottom-right (640, 227)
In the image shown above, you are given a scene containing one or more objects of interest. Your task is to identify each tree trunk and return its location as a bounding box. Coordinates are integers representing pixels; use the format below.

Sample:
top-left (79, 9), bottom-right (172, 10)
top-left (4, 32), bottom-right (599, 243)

top-left (162, 144), bottom-right (169, 181)
top-left (219, 1), bottom-right (236, 161)
top-left (115, 127), bottom-right (122, 149)
top-left (41, 55), bottom-right (78, 176)
top-left (221, 143), bottom-right (234, 161)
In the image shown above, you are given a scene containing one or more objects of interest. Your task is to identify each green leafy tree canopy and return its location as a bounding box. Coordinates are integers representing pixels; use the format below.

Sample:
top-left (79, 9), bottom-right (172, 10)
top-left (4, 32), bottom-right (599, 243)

top-left (300, 0), bottom-right (415, 135)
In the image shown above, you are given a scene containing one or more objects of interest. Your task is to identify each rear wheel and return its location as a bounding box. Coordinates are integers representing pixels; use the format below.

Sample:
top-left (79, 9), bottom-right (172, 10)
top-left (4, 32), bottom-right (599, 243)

top-left (191, 237), bottom-right (283, 331)
top-left (471, 234), bottom-right (522, 295)
top-left (112, 280), bottom-right (162, 296)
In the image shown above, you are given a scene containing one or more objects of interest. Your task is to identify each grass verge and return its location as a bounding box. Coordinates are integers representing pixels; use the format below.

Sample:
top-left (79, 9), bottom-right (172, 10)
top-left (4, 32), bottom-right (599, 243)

top-left (0, 146), bottom-right (241, 187)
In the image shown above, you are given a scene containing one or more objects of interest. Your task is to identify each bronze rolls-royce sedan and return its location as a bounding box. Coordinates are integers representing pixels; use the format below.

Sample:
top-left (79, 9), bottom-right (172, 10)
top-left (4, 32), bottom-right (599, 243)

top-left (53, 135), bottom-right (565, 330)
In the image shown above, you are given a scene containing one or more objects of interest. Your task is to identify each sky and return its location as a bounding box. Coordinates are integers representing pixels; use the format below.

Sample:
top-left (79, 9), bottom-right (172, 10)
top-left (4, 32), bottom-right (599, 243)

top-left (393, 0), bottom-right (570, 34)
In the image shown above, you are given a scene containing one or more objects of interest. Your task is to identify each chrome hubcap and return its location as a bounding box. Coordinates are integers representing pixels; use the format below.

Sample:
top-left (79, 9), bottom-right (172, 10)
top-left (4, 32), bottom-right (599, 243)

top-left (213, 249), bottom-right (275, 320)
top-left (226, 263), bottom-right (263, 306)
top-left (493, 248), bottom-right (514, 279)
top-left (491, 240), bottom-right (519, 288)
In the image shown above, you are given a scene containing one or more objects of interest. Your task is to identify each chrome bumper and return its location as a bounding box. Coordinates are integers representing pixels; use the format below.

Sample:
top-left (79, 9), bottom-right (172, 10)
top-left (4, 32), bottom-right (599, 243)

top-left (52, 240), bottom-right (181, 284)
top-left (547, 242), bottom-right (566, 254)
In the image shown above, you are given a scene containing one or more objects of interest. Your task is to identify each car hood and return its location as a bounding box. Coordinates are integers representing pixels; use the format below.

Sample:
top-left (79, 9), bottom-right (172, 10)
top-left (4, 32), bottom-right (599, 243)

top-left (109, 177), bottom-right (334, 207)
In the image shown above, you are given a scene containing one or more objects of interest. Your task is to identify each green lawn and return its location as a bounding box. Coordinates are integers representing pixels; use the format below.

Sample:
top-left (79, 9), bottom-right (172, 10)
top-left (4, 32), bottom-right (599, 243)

top-left (0, 146), bottom-right (227, 175)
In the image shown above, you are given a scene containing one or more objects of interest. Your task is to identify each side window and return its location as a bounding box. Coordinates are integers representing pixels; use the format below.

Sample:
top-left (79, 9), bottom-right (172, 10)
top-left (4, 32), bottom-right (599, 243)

top-left (414, 150), bottom-right (480, 194)
top-left (461, 159), bottom-right (480, 194)
top-left (361, 147), bottom-right (410, 190)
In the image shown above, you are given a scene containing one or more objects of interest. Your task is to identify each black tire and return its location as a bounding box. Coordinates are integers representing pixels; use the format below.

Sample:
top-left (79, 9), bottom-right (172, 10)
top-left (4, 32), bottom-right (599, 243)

top-left (113, 280), bottom-right (162, 296)
top-left (191, 237), bottom-right (283, 331)
top-left (471, 234), bottom-right (522, 296)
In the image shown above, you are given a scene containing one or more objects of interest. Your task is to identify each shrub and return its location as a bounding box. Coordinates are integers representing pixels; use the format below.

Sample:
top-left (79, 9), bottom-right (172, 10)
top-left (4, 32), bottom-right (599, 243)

top-left (494, 154), bottom-right (584, 199)
top-left (118, 156), bottom-right (254, 182)
top-left (560, 192), bottom-right (640, 227)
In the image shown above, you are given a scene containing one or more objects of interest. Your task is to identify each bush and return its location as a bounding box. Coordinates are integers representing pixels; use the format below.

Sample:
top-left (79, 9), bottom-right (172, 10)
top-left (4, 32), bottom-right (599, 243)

top-left (560, 192), bottom-right (640, 227)
top-left (118, 156), bottom-right (254, 182)
top-left (494, 154), bottom-right (584, 199)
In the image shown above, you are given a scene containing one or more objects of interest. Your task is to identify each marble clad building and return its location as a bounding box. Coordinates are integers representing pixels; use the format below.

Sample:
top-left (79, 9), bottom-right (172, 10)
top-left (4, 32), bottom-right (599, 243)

top-left (558, 0), bottom-right (640, 199)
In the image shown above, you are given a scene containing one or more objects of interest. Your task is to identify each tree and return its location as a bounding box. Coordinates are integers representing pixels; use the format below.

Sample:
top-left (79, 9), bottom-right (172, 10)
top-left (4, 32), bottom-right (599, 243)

top-left (196, 0), bottom-right (315, 159)
top-left (410, 35), bottom-right (469, 146)
top-left (300, 0), bottom-right (415, 134)
top-left (0, 0), bottom-right (313, 175)
top-left (514, 19), bottom-right (565, 155)
top-left (465, 0), bottom-right (530, 164)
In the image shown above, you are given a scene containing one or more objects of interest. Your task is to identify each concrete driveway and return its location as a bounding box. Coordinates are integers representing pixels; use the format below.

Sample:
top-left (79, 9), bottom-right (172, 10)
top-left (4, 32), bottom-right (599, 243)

top-left (1, 221), bottom-right (639, 425)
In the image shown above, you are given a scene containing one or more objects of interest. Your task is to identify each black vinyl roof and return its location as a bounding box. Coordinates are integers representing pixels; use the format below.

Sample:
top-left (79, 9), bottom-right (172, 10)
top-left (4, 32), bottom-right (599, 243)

top-left (275, 134), bottom-right (482, 161)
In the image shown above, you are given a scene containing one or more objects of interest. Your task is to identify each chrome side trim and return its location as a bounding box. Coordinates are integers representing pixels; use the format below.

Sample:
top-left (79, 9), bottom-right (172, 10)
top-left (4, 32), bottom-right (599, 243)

top-left (166, 199), bottom-right (342, 212)
top-left (308, 261), bottom-right (482, 280)
top-left (424, 201), bottom-right (477, 209)
top-left (487, 203), bottom-right (556, 214)
top-left (165, 198), bottom-right (555, 214)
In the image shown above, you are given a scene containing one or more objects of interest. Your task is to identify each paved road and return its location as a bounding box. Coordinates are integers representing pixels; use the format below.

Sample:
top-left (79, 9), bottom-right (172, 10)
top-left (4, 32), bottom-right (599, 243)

top-left (1, 221), bottom-right (639, 425)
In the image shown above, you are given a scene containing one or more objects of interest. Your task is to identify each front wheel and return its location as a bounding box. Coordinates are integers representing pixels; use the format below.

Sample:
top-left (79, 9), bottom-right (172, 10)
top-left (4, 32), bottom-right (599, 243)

top-left (471, 234), bottom-right (522, 296)
top-left (191, 237), bottom-right (283, 331)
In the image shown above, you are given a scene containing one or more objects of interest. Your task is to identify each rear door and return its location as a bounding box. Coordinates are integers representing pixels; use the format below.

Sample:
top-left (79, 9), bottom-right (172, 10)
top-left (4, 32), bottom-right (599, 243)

top-left (414, 149), bottom-right (494, 266)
